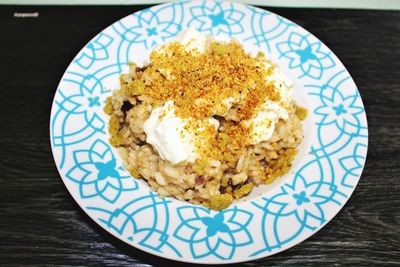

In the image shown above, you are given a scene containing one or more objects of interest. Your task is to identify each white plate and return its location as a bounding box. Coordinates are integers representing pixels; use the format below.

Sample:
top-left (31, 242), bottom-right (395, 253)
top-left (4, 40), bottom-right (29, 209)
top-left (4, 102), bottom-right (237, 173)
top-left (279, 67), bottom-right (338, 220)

top-left (50, 0), bottom-right (368, 264)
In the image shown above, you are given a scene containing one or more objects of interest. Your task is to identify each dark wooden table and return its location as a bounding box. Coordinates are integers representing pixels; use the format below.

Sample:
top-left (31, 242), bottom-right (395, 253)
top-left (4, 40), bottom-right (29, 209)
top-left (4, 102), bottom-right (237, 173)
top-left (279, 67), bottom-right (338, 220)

top-left (0, 4), bottom-right (399, 266)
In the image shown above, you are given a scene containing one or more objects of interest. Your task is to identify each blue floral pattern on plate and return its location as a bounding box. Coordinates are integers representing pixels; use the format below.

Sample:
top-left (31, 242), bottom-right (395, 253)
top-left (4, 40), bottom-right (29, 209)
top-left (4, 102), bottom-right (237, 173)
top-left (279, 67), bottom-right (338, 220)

top-left (188, 1), bottom-right (245, 36)
top-left (50, 0), bottom-right (368, 264)
top-left (66, 139), bottom-right (138, 203)
top-left (174, 206), bottom-right (253, 260)
top-left (277, 32), bottom-right (335, 79)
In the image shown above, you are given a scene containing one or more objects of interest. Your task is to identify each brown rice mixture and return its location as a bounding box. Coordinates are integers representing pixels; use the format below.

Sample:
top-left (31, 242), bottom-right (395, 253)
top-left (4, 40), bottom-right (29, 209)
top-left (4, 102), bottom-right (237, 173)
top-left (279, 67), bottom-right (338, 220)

top-left (104, 39), bottom-right (307, 210)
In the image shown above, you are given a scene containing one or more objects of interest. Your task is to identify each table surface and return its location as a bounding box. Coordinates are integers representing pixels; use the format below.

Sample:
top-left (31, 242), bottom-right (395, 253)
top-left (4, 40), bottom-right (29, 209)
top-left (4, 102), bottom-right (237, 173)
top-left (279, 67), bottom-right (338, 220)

top-left (0, 4), bottom-right (399, 266)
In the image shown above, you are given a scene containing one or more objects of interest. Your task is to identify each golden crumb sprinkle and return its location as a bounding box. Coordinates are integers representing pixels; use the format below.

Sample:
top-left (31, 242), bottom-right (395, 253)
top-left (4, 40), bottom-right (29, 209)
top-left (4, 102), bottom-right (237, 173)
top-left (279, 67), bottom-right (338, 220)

top-left (296, 106), bottom-right (308, 120)
top-left (120, 40), bottom-right (282, 171)
top-left (210, 193), bottom-right (234, 210)
top-left (123, 41), bottom-right (277, 119)
top-left (103, 96), bottom-right (113, 115)
top-left (109, 135), bottom-right (124, 147)
top-left (233, 183), bottom-right (254, 199)
top-left (109, 115), bottom-right (120, 136)
top-left (129, 168), bottom-right (140, 178)
top-left (108, 114), bottom-right (124, 146)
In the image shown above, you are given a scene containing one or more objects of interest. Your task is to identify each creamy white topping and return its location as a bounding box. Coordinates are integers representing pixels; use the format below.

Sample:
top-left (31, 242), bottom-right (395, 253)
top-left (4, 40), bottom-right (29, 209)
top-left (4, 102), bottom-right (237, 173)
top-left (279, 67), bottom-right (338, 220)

top-left (267, 67), bottom-right (293, 105)
top-left (243, 60), bottom-right (294, 144)
top-left (156, 29), bottom-right (208, 81)
top-left (245, 101), bottom-right (289, 145)
top-left (175, 28), bottom-right (208, 53)
top-left (143, 101), bottom-right (219, 164)
top-left (143, 101), bottom-right (196, 164)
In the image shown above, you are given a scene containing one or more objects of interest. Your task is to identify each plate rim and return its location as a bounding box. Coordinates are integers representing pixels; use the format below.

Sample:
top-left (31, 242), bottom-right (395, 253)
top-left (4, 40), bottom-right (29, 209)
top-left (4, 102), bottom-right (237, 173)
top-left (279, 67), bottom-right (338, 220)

top-left (49, 1), bottom-right (369, 264)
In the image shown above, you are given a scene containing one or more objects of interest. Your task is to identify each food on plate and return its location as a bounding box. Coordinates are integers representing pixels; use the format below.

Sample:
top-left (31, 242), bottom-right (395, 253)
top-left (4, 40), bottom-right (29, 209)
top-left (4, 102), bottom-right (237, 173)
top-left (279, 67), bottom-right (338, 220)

top-left (104, 28), bottom-right (307, 210)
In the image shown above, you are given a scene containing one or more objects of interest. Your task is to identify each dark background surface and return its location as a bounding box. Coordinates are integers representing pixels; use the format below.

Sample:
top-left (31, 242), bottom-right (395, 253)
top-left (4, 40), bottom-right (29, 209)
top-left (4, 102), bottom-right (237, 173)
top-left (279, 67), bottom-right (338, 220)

top-left (0, 4), bottom-right (399, 266)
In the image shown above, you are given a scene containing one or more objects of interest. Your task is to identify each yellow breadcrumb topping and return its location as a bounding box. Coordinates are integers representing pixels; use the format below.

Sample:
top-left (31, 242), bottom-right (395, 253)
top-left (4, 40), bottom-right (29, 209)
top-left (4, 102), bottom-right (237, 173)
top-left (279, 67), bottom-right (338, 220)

top-left (143, 42), bottom-right (278, 120)
top-left (210, 193), bottom-right (234, 210)
top-left (119, 41), bottom-right (281, 165)
top-left (233, 183), bottom-right (254, 199)
top-left (296, 106), bottom-right (308, 121)
top-left (108, 115), bottom-right (124, 146)
top-left (103, 96), bottom-right (113, 115)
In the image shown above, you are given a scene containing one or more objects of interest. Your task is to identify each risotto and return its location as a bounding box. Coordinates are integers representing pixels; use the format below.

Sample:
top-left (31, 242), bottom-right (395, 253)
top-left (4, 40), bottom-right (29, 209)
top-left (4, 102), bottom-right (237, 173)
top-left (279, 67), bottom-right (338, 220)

top-left (104, 29), bottom-right (307, 210)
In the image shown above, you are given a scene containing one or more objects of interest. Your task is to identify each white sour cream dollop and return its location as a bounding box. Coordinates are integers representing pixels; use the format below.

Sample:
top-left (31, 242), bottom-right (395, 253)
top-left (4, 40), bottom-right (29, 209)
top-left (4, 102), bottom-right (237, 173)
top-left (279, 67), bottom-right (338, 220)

top-left (144, 101), bottom-right (219, 164)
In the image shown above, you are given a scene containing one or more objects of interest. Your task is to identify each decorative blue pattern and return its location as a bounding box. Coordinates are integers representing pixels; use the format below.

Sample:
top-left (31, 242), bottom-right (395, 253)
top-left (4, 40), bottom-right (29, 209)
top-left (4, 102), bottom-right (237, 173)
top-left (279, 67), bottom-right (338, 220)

top-left (75, 33), bottom-right (114, 70)
top-left (313, 71), bottom-right (365, 135)
top-left (276, 32), bottom-right (336, 79)
top-left (88, 192), bottom-right (181, 256)
top-left (51, 71), bottom-right (108, 169)
top-left (174, 206), bottom-right (253, 260)
top-left (119, 8), bottom-right (182, 49)
top-left (244, 5), bottom-right (294, 52)
top-left (66, 139), bottom-right (138, 203)
top-left (50, 1), bottom-right (368, 264)
top-left (188, 1), bottom-right (245, 36)
top-left (339, 143), bottom-right (367, 188)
